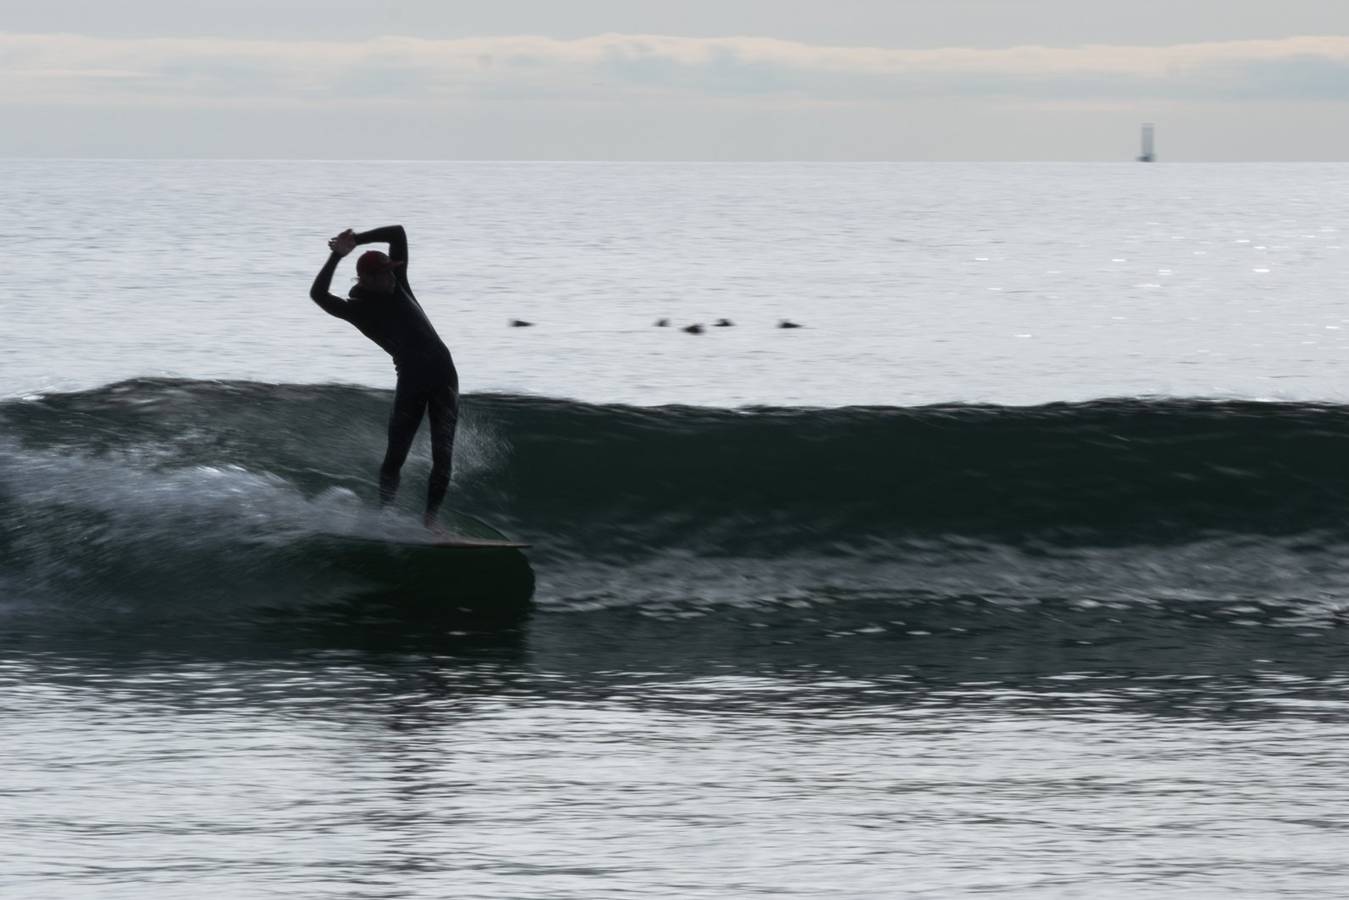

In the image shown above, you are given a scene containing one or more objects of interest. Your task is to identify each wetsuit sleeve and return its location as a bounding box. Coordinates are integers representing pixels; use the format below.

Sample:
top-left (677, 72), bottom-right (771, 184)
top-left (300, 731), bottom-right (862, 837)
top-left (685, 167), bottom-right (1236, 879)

top-left (354, 225), bottom-right (410, 289)
top-left (354, 225), bottom-right (408, 267)
top-left (309, 250), bottom-right (352, 320)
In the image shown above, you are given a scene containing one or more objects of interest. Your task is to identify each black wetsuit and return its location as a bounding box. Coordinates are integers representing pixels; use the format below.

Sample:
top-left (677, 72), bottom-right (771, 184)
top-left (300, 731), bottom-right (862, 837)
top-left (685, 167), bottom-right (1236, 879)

top-left (309, 226), bottom-right (459, 518)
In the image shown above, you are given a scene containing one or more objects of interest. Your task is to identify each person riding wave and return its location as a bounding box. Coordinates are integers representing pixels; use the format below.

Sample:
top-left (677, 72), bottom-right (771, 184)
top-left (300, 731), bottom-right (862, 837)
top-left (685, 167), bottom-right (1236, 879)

top-left (309, 226), bottom-right (458, 531)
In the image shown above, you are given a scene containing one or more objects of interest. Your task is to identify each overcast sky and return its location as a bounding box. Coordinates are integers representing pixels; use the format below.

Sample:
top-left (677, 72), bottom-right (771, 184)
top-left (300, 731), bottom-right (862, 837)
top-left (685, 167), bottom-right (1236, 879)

top-left (6, 0), bottom-right (1349, 160)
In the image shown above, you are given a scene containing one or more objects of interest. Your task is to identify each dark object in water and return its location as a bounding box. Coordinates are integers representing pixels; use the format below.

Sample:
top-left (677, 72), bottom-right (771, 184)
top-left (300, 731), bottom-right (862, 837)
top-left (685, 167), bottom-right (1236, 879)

top-left (655, 318), bottom-right (670, 327)
top-left (778, 319), bottom-right (802, 329)
top-left (715, 319), bottom-right (735, 327)
top-left (510, 319), bottom-right (534, 328)
top-left (683, 324), bottom-right (705, 334)
top-left (1138, 123), bottom-right (1156, 163)
top-left (316, 526), bottom-right (535, 626)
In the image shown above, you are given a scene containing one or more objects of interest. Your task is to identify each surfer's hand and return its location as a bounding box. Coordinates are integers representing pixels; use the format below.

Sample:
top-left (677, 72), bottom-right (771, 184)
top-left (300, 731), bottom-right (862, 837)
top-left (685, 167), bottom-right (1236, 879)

top-left (328, 230), bottom-right (357, 257)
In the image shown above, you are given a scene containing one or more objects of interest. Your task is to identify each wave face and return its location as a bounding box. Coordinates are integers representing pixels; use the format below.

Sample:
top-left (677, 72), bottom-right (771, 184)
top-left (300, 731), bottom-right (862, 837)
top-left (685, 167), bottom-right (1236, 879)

top-left (4, 379), bottom-right (1349, 627)
top-left (471, 391), bottom-right (1349, 552)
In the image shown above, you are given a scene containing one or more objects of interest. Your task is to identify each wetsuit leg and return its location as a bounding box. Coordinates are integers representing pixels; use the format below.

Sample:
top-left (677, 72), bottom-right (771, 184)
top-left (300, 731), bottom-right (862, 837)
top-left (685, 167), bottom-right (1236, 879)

top-left (424, 384), bottom-right (459, 519)
top-left (379, 380), bottom-right (428, 506)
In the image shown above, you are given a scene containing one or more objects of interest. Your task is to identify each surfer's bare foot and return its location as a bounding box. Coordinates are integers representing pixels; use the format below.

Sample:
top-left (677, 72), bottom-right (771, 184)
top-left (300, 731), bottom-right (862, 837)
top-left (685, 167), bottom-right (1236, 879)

top-left (424, 514), bottom-right (449, 537)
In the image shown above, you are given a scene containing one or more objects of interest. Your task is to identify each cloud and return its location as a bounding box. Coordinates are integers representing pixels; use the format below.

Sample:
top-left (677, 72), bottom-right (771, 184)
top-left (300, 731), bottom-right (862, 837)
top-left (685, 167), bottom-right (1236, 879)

top-left (3, 31), bottom-right (1349, 108)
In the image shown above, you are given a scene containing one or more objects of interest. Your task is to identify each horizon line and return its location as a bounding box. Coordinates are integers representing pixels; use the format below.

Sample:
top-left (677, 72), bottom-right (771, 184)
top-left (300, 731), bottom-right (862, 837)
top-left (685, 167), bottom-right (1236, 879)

top-left (5, 156), bottom-right (1349, 164)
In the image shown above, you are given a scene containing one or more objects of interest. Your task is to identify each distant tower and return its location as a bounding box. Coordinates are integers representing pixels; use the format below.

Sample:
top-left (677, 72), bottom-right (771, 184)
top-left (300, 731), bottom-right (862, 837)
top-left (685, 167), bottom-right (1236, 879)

top-left (1137, 123), bottom-right (1156, 163)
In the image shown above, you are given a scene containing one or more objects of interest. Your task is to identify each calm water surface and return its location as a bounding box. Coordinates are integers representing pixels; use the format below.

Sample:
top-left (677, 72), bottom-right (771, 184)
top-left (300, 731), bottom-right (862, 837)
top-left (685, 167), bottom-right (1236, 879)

top-left (4, 160), bottom-right (1347, 405)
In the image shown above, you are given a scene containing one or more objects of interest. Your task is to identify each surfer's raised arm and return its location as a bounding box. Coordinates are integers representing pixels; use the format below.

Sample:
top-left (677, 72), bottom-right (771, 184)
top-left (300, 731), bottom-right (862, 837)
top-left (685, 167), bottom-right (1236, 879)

top-left (308, 229), bottom-right (357, 319)
top-left (351, 225), bottom-right (409, 279)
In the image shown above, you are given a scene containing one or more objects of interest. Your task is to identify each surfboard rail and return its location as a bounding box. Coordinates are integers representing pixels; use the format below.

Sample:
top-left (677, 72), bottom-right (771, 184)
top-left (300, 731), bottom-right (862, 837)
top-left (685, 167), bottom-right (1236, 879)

top-left (327, 533), bottom-right (530, 551)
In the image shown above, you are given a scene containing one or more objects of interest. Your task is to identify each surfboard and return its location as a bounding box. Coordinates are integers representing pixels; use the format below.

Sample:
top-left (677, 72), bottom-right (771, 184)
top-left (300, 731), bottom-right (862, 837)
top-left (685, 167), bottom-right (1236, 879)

top-left (311, 513), bottom-right (535, 621)
top-left (315, 509), bottom-right (528, 549)
top-left (332, 533), bottom-right (530, 551)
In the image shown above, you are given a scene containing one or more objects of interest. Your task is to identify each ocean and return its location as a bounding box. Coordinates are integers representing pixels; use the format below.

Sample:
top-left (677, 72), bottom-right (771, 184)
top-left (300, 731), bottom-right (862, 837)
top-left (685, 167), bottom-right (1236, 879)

top-left (3, 160), bottom-right (1349, 898)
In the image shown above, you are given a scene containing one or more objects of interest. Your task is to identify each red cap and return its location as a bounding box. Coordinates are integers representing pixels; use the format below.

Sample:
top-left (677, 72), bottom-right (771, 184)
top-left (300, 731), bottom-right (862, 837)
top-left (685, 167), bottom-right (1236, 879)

top-left (355, 250), bottom-right (406, 277)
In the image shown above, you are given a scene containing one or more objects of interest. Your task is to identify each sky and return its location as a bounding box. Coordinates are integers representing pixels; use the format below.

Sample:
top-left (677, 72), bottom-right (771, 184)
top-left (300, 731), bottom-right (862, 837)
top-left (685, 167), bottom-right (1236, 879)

top-left (5, 0), bottom-right (1349, 160)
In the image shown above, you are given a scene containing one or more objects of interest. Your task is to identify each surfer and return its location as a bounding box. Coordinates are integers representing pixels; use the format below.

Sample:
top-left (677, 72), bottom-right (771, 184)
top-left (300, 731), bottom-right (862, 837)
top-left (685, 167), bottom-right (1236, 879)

top-left (309, 226), bottom-right (458, 531)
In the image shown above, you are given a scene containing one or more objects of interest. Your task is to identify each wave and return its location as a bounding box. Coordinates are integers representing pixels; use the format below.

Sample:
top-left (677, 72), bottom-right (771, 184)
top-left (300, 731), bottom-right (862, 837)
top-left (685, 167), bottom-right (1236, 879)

top-left (4, 379), bottom-right (1349, 622)
top-left (6, 377), bottom-right (1349, 548)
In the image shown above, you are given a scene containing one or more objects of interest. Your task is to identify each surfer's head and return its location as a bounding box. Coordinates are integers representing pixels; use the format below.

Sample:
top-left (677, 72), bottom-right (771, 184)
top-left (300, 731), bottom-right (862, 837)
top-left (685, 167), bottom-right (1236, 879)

top-left (355, 250), bottom-right (403, 295)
